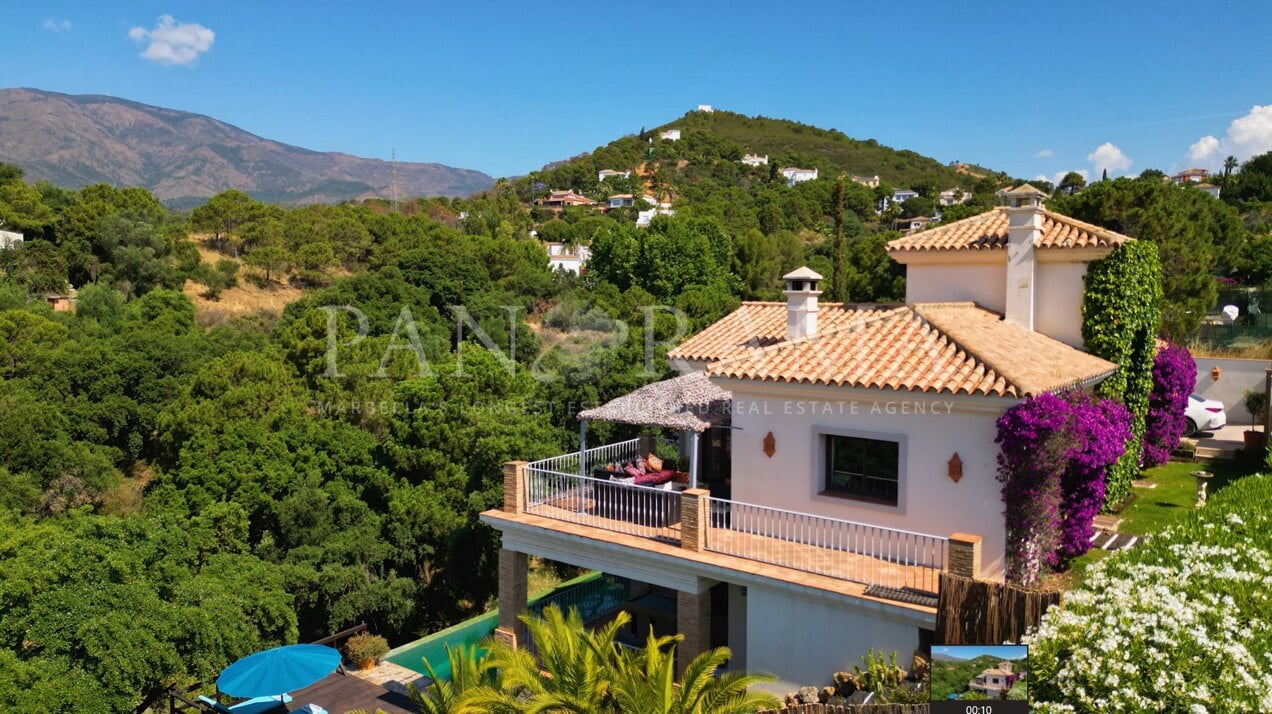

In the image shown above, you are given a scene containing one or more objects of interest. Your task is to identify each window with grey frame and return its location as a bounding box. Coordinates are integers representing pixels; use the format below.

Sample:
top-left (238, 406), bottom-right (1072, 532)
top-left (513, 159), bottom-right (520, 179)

top-left (824, 434), bottom-right (899, 505)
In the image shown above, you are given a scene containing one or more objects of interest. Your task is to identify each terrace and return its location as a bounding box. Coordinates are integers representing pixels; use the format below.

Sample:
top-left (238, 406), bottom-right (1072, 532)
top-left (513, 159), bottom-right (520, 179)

top-left (498, 436), bottom-right (965, 601)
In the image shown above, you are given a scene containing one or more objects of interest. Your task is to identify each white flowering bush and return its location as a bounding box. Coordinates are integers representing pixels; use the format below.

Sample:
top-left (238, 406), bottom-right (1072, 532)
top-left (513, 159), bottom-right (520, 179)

top-left (1025, 474), bottom-right (1272, 713)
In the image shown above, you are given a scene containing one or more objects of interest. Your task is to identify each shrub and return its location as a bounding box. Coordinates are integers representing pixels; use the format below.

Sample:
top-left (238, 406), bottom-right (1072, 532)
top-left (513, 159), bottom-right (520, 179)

top-left (1142, 343), bottom-right (1196, 467)
top-left (342, 633), bottom-right (389, 668)
top-left (1026, 474), bottom-right (1272, 712)
top-left (997, 391), bottom-right (1130, 583)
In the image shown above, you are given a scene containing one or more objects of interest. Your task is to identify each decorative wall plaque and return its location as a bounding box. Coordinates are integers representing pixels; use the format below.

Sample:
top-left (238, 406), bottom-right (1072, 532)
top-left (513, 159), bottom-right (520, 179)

top-left (948, 453), bottom-right (963, 483)
top-left (762, 432), bottom-right (776, 458)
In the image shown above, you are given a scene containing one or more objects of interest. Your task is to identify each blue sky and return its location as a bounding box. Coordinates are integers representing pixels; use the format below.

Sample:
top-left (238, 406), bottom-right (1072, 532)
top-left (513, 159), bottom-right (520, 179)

top-left (933, 645), bottom-right (1028, 661)
top-left (4, 2), bottom-right (1272, 181)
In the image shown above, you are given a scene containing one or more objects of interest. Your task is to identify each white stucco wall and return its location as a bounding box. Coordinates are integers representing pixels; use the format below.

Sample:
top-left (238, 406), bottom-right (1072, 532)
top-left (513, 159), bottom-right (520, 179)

top-left (903, 263), bottom-right (1005, 313)
top-left (1034, 262), bottom-right (1088, 347)
top-left (726, 383), bottom-right (1009, 580)
top-left (745, 584), bottom-right (921, 693)
top-left (1193, 357), bottom-right (1271, 425)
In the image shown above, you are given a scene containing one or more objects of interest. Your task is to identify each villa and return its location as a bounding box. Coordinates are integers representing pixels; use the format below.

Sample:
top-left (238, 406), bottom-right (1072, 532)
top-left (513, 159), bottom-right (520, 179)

top-left (780, 167), bottom-right (818, 186)
top-left (481, 185), bottom-right (1130, 689)
top-left (598, 169), bottom-right (631, 182)
top-left (741, 154), bottom-right (769, 167)
top-left (536, 190), bottom-right (597, 208)
top-left (660, 129), bottom-right (682, 141)
top-left (969, 661), bottom-right (1016, 695)
top-left (0, 229), bottom-right (22, 249)
top-left (544, 242), bottom-right (592, 274)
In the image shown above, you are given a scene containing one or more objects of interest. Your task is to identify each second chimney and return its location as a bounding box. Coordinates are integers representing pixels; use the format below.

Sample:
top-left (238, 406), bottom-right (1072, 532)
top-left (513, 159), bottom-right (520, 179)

top-left (1002, 185), bottom-right (1047, 331)
top-left (782, 266), bottom-right (823, 341)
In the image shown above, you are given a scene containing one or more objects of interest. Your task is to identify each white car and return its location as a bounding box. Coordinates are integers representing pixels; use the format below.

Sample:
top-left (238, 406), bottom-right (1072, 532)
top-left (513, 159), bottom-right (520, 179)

top-left (1184, 393), bottom-right (1226, 436)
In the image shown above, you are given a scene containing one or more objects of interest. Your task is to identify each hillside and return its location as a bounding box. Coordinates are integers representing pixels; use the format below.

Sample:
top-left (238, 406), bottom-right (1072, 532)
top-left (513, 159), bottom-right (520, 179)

top-left (521, 109), bottom-right (1006, 196)
top-left (0, 88), bottom-right (494, 206)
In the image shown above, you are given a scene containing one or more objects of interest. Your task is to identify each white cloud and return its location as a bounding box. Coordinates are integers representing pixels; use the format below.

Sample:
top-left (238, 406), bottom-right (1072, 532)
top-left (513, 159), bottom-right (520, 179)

top-left (1035, 149), bottom-right (1054, 159)
top-left (1087, 142), bottom-right (1132, 176)
top-left (43, 18), bottom-right (71, 33)
top-left (1186, 105), bottom-right (1272, 169)
top-left (128, 15), bottom-right (214, 66)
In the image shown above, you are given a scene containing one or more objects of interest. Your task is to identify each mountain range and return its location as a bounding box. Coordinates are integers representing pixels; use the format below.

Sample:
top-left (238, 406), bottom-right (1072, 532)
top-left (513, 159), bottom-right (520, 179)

top-left (0, 88), bottom-right (494, 207)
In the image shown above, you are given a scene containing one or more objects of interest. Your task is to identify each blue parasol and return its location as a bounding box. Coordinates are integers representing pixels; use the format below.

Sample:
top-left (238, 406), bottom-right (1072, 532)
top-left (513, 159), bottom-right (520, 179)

top-left (216, 644), bottom-right (342, 698)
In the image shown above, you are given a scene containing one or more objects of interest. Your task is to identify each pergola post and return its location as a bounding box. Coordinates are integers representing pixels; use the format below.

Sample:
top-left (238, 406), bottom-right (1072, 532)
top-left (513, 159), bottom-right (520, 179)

top-left (688, 430), bottom-right (700, 489)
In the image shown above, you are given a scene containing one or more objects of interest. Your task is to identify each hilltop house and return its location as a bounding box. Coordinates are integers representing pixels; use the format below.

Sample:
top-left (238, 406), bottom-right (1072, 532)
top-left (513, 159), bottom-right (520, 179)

top-left (1170, 167), bottom-right (1210, 184)
top-left (938, 188), bottom-right (971, 206)
top-left (636, 195), bottom-right (675, 227)
top-left (880, 188), bottom-right (920, 211)
top-left (781, 167), bottom-right (819, 187)
top-left (741, 154), bottom-right (769, 167)
top-left (697, 105), bottom-right (714, 113)
top-left (0, 230), bottom-right (23, 249)
top-left (598, 169), bottom-right (631, 182)
top-left (852, 175), bottom-right (881, 189)
top-left (894, 216), bottom-right (935, 234)
top-left (482, 185), bottom-right (1127, 690)
top-left (608, 194), bottom-right (636, 208)
top-left (1195, 183), bottom-right (1221, 199)
top-left (660, 129), bottom-right (682, 141)
top-left (536, 190), bottom-right (597, 208)
top-left (969, 661), bottom-right (1016, 695)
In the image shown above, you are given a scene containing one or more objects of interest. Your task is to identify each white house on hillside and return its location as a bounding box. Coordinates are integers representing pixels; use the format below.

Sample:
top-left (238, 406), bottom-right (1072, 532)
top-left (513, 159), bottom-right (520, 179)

top-left (697, 104), bottom-right (714, 113)
top-left (938, 188), bottom-right (971, 206)
top-left (741, 154), bottom-right (769, 167)
top-left (598, 169), bottom-right (631, 182)
top-left (483, 185), bottom-right (1127, 690)
top-left (660, 129), bottom-right (682, 141)
top-left (781, 167), bottom-right (818, 187)
top-left (0, 230), bottom-right (23, 249)
top-left (544, 242), bottom-right (592, 274)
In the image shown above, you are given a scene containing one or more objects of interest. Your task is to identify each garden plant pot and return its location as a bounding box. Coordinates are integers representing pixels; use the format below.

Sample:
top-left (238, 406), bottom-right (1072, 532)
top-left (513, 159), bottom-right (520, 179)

top-left (1244, 430), bottom-right (1266, 452)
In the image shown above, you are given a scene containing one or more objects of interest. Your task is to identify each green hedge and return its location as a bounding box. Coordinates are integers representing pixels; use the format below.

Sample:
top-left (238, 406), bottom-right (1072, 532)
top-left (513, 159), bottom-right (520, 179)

top-left (1082, 241), bottom-right (1162, 508)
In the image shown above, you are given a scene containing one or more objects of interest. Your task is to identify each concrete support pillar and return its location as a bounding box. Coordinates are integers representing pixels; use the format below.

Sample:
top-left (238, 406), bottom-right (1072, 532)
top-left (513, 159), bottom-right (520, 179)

top-left (502, 461), bottom-right (527, 514)
top-left (948, 533), bottom-right (983, 579)
top-left (677, 589), bottom-right (711, 676)
top-left (493, 549), bottom-right (528, 648)
top-left (679, 488), bottom-right (710, 552)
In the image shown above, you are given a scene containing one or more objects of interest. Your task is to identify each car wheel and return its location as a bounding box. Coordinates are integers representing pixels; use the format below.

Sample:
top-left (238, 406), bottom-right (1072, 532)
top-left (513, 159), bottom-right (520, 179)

top-left (1184, 418), bottom-right (1198, 437)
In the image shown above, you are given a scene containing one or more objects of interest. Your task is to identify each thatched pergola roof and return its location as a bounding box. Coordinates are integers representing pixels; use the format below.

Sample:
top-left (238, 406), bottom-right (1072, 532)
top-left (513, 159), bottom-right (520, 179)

top-left (577, 372), bottom-right (731, 432)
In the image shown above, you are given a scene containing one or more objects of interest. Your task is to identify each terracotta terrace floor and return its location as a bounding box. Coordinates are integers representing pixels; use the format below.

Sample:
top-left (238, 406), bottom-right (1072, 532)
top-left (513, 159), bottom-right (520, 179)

top-left (494, 502), bottom-right (941, 613)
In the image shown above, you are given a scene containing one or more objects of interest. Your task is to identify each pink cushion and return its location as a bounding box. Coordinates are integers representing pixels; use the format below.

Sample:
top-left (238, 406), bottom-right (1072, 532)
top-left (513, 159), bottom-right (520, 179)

top-left (623, 464), bottom-right (643, 479)
top-left (634, 469), bottom-right (675, 486)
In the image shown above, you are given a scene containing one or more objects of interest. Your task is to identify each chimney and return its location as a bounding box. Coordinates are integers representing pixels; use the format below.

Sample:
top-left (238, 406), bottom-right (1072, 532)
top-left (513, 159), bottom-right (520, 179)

top-left (1002, 185), bottom-right (1047, 330)
top-left (782, 267), bottom-right (823, 341)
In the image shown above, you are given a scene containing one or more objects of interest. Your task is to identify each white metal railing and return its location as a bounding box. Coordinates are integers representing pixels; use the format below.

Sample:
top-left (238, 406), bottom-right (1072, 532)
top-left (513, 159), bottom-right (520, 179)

top-left (524, 466), bottom-right (682, 543)
top-left (529, 437), bottom-right (680, 479)
top-left (706, 499), bottom-right (947, 592)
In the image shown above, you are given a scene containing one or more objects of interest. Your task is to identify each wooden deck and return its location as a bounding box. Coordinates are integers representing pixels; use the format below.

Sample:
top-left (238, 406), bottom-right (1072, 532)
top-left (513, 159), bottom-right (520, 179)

top-left (487, 508), bottom-right (939, 615)
top-left (286, 672), bottom-right (417, 713)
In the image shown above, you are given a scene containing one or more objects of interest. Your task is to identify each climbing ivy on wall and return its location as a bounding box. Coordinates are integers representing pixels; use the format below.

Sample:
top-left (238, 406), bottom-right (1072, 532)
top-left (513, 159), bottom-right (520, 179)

top-left (1081, 240), bottom-right (1163, 509)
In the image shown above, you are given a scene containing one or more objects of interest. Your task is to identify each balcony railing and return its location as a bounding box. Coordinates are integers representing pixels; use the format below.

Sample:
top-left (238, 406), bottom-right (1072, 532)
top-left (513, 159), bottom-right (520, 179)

top-left (706, 499), bottom-right (947, 592)
top-left (504, 447), bottom-right (972, 595)
top-left (524, 465), bottom-right (683, 543)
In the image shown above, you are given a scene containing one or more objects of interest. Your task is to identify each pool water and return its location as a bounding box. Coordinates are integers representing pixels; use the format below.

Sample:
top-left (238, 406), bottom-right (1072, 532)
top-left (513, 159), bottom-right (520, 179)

top-left (386, 571), bottom-right (630, 681)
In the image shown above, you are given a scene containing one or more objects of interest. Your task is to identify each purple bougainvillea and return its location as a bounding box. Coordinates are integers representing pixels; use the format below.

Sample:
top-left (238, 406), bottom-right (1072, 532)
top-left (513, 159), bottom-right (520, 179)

top-left (1142, 343), bottom-right (1197, 468)
top-left (1058, 392), bottom-right (1132, 565)
top-left (997, 391), bottom-right (1131, 585)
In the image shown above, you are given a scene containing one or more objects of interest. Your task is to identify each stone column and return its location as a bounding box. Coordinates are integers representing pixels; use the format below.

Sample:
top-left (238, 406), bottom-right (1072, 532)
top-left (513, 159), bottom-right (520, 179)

top-left (679, 488), bottom-right (710, 552)
top-left (493, 549), bottom-right (528, 648)
top-left (502, 461), bottom-right (527, 514)
top-left (948, 533), bottom-right (982, 579)
top-left (677, 589), bottom-right (711, 676)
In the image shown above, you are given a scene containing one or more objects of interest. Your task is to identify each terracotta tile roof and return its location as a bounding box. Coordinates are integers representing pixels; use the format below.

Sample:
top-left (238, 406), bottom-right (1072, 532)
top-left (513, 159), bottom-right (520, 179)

top-left (695, 302), bottom-right (1116, 398)
top-left (667, 302), bottom-right (900, 363)
top-left (885, 207), bottom-right (1130, 253)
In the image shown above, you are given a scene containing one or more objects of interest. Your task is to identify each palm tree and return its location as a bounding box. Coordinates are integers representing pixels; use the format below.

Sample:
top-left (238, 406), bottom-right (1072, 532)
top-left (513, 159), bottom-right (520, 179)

top-left (409, 643), bottom-right (498, 714)
top-left (456, 604), bottom-right (628, 713)
top-left (611, 631), bottom-right (781, 714)
top-left (1224, 155), bottom-right (1238, 179)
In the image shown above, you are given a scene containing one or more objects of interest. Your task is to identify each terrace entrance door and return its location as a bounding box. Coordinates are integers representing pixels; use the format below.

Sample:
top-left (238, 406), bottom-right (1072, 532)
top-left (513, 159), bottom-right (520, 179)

top-left (696, 426), bottom-right (732, 499)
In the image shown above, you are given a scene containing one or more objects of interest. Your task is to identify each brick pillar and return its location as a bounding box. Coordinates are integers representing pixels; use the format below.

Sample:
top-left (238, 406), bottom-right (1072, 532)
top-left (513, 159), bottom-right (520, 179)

top-left (677, 589), bottom-right (711, 676)
top-left (948, 533), bottom-right (982, 579)
top-left (679, 488), bottom-right (710, 552)
top-left (502, 461), bottom-right (527, 514)
top-left (638, 433), bottom-right (656, 459)
top-left (493, 549), bottom-right (528, 648)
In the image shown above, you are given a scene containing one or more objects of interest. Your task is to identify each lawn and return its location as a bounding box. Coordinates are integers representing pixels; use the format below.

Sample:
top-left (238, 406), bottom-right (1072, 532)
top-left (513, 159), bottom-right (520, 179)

top-left (1116, 459), bottom-right (1253, 535)
top-left (1051, 459), bottom-right (1258, 589)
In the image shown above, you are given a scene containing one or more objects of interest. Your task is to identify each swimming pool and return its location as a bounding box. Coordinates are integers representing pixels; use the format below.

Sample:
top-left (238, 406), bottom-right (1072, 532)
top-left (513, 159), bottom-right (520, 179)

top-left (386, 571), bottom-right (631, 681)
